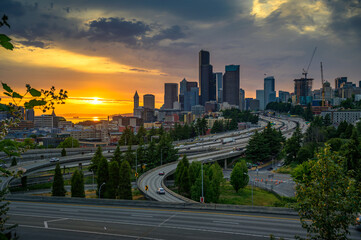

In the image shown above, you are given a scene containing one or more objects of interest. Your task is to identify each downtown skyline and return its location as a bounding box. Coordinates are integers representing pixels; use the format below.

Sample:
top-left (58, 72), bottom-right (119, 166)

top-left (1, 0), bottom-right (361, 116)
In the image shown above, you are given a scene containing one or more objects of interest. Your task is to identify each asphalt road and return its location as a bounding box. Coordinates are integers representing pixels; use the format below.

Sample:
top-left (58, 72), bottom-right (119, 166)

top-left (7, 201), bottom-right (361, 240)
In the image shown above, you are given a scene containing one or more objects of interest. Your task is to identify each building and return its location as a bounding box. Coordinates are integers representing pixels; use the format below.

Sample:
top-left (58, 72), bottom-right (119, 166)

top-left (215, 72), bottom-right (223, 103)
top-left (189, 87), bottom-right (199, 110)
top-left (191, 105), bottom-right (205, 117)
top-left (294, 78), bottom-right (313, 105)
top-left (25, 109), bottom-right (34, 121)
top-left (321, 110), bottom-right (361, 125)
top-left (179, 78), bottom-right (198, 111)
top-left (205, 101), bottom-right (218, 112)
top-left (279, 91), bottom-right (290, 103)
top-left (245, 98), bottom-right (259, 111)
top-left (34, 115), bottom-right (54, 128)
top-left (223, 65), bottom-right (240, 106)
top-left (264, 76), bottom-right (275, 107)
top-left (256, 90), bottom-right (265, 110)
top-left (239, 88), bottom-right (245, 111)
top-left (133, 91), bottom-right (139, 117)
top-left (335, 77), bottom-right (347, 90)
top-left (143, 94), bottom-right (155, 109)
top-left (199, 50), bottom-right (215, 105)
top-left (164, 83), bottom-right (178, 109)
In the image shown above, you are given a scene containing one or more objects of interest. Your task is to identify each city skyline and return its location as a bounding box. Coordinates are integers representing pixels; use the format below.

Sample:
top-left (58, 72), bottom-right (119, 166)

top-left (1, 0), bottom-right (361, 116)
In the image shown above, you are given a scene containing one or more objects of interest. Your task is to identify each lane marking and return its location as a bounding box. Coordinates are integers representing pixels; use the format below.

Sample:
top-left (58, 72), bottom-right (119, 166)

top-left (44, 222), bottom-right (48, 228)
top-left (131, 214), bottom-right (153, 218)
top-left (9, 200), bottom-right (300, 221)
top-left (213, 221), bottom-right (238, 225)
top-left (44, 218), bottom-right (68, 228)
top-left (158, 213), bottom-right (177, 227)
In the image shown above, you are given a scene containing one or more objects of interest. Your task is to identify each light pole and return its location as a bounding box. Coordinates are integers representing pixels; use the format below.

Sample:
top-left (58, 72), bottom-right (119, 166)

top-left (99, 182), bottom-right (105, 199)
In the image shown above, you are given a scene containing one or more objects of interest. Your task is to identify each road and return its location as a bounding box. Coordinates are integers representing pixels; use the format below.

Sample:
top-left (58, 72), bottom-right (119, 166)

top-left (7, 201), bottom-right (361, 240)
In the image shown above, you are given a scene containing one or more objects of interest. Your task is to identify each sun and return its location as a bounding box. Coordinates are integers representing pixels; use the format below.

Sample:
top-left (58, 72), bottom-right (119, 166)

top-left (90, 97), bottom-right (101, 105)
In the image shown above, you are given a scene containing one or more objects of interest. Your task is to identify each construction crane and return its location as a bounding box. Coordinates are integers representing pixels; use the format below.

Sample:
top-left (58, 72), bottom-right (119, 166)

top-left (302, 47), bottom-right (317, 79)
top-left (320, 62), bottom-right (325, 107)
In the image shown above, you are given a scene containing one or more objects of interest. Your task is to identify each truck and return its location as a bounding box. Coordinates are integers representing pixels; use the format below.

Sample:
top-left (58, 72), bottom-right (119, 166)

top-left (222, 137), bottom-right (234, 144)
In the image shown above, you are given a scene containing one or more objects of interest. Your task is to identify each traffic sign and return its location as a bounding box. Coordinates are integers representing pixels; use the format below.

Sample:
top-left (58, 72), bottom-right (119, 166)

top-left (200, 197), bottom-right (204, 203)
top-left (145, 185), bottom-right (148, 191)
top-left (135, 172), bottom-right (139, 178)
top-left (142, 165), bottom-right (146, 170)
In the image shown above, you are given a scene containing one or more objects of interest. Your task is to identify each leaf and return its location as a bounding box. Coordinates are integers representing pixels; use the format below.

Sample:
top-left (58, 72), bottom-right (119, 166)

top-left (0, 34), bottom-right (14, 50)
top-left (29, 88), bottom-right (41, 97)
top-left (3, 92), bottom-right (11, 97)
top-left (1, 82), bottom-right (13, 93)
top-left (25, 99), bottom-right (47, 108)
top-left (12, 92), bottom-right (23, 99)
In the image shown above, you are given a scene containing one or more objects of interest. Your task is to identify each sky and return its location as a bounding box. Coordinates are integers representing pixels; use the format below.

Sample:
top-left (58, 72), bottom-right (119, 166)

top-left (1, 0), bottom-right (361, 117)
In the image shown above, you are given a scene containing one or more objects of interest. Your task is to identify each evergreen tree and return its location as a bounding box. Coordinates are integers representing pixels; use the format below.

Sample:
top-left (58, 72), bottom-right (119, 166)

top-left (89, 146), bottom-right (103, 173)
top-left (71, 169), bottom-right (85, 198)
top-left (52, 163), bottom-right (66, 196)
top-left (245, 131), bottom-right (270, 163)
top-left (107, 161), bottom-right (120, 199)
top-left (61, 147), bottom-right (66, 157)
top-left (176, 156), bottom-right (191, 197)
top-left (96, 157), bottom-right (109, 198)
top-left (326, 138), bottom-right (343, 152)
top-left (111, 145), bottom-right (122, 165)
top-left (229, 118), bottom-right (238, 131)
top-left (124, 145), bottom-right (135, 166)
top-left (303, 103), bottom-right (314, 121)
top-left (336, 121), bottom-right (349, 138)
top-left (58, 137), bottom-right (79, 148)
top-left (340, 129), bottom-right (361, 182)
top-left (284, 126), bottom-right (303, 164)
top-left (189, 161), bottom-right (201, 184)
top-left (136, 126), bottom-right (147, 144)
top-left (323, 113), bottom-right (331, 126)
top-left (10, 157), bottom-right (17, 166)
top-left (118, 160), bottom-right (132, 200)
top-left (230, 160), bottom-right (249, 193)
top-left (145, 140), bottom-right (157, 169)
top-left (191, 165), bottom-right (211, 202)
top-left (208, 162), bottom-right (223, 202)
top-left (136, 139), bottom-right (146, 173)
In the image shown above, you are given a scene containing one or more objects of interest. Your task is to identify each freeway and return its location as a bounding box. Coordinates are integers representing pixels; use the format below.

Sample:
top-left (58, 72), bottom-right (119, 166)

top-left (6, 201), bottom-right (361, 240)
top-left (138, 116), bottom-right (300, 202)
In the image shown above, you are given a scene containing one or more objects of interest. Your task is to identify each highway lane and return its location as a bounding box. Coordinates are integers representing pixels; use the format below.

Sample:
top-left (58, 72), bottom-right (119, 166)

top-left (7, 201), bottom-right (361, 240)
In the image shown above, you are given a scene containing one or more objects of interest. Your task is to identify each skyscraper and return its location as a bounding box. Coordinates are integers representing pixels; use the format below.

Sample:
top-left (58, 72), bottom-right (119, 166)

top-left (279, 91), bottom-right (290, 103)
top-left (264, 76), bottom-right (275, 107)
top-left (199, 50), bottom-right (214, 105)
top-left (256, 90), bottom-right (265, 110)
top-left (133, 91), bottom-right (139, 117)
top-left (164, 83), bottom-right (178, 109)
top-left (143, 94), bottom-right (155, 109)
top-left (294, 78), bottom-right (313, 105)
top-left (180, 78), bottom-right (198, 111)
top-left (239, 88), bottom-right (245, 111)
top-left (335, 77), bottom-right (347, 89)
top-left (223, 65), bottom-right (240, 106)
top-left (215, 72), bottom-right (223, 103)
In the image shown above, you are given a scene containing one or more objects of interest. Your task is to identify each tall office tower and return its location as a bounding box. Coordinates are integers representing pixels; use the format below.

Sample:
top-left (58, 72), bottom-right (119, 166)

top-left (256, 90), bottom-right (265, 110)
top-left (359, 80), bottom-right (361, 88)
top-left (25, 109), bottom-right (35, 121)
top-left (264, 76), bottom-right (275, 107)
top-left (179, 78), bottom-right (198, 111)
top-left (223, 65), bottom-right (240, 106)
top-left (164, 83), bottom-right (178, 109)
top-left (190, 87), bottom-right (200, 108)
top-left (199, 50), bottom-right (214, 105)
top-left (215, 72), bottom-right (223, 103)
top-left (279, 91), bottom-right (290, 103)
top-left (239, 88), bottom-right (245, 111)
top-left (294, 78), bottom-right (313, 105)
top-left (335, 77), bottom-right (347, 89)
top-left (133, 91), bottom-right (139, 116)
top-left (143, 94), bottom-right (155, 109)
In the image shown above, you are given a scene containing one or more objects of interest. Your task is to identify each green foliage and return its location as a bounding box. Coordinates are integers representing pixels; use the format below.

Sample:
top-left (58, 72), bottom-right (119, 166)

top-left (123, 145), bottom-right (135, 166)
top-left (157, 134), bottom-right (178, 165)
top-left (71, 169), bottom-right (85, 198)
top-left (326, 138), bottom-right (343, 152)
top-left (52, 163), bottom-right (66, 197)
top-left (210, 120), bottom-right (224, 133)
top-left (340, 129), bottom-right (361, 182)
top-left (10, 157), bottom-right (17, 166)
top-left (266, 102), bottom-right (304, 116)
top-left (230, 160), bottom-right (249, 192)
top-left (136, 126), bottom-right (147, 143)
top-left (107, 161), bottom-right (119, 199)
top-left (89, 146), bottom-right (103, 173)
top-left (0, 15), bottom-right (13, 51)
top-left (303, 103), bottom-right (314, 122)
top-left (195, 117), bottom-right (208, 136)
top-left (58, 137), bottom-right (79, 148)
top-left (175, 156), bottom-right (191, 197)
top-left (61, 148), bottom-right (66, 157)
top-left (294, 145), bottom-right (361, 240)
top-left (189, 161), bottom-right (201, 184)
top-left (284, 126), bottom-right (303, 165)
top-left (111, 145), bottom-right (122, 165)
top-left (208, 162), bottom-right (224, 202)
top-left (96, 157), bottom-right (109, 198)
top-left (119, 127), bottom-right (135, 145)
top-left (118, 161), bottom-right (132, 200)
top-left (222, 109), bottom-right (258, 124)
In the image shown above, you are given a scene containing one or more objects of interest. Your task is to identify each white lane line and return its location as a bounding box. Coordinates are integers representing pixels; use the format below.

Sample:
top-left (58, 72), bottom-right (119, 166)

top-left (44, 222), bottom-right (48, 228)
top-left (213, 221), bottom-right (239, 225)
top-left (158, 213), bottom-right (177, 227)
top-left (44, 218), bottom-right (68, 228)
top-left (131, 214), bottom-right (153, 218)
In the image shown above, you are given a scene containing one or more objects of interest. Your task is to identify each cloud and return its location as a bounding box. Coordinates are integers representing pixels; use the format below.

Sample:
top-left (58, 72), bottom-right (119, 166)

top-left (151, 25), bottom-right (186, 41)
top-left (0, 0), bottom-right (26, 17)
top-left (17, 40), bottom-right (46, 48)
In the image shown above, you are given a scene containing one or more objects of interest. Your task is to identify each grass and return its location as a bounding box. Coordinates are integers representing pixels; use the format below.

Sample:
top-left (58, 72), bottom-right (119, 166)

top-left (274, 162), bottom-right (298, 174)
top-left (218, 182), bottom-right (281, 206)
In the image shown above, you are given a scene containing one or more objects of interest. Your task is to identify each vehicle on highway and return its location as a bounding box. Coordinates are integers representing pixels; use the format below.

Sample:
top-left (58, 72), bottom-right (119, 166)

top-left (356, 214), bottom-right (361, 231)
top-left (0, 163), bottom-right (7, 168)
top-left (158, 171), bottom-right (165, 176)
top-left (50, 157), bottom-right (59, 162)
top-left (222, 137), bottom-right (234, 144)
top-left (156, 187), bottom-right (165, 194)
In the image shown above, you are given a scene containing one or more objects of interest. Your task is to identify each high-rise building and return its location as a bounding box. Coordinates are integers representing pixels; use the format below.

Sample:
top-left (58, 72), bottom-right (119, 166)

top-left (359, 80), bottom-right (361, 88)
top-left (189, 87), bottom-right (199, 109)
top-left (25, 109), bottom-right (35, 121)
top-left (279, 91), bottom-right (290, 103)
top-left (199, 50), bottom-right (214, 105)
top-left (143, 94), bottom-right (155, 109)
top-left (239, 88), bottom-right (245, 111)
top-left (335, 77), bottom-right (347, 89)
top-left (264, 76), bottom-right (275, 107)
top-left (223, 65), bottom-right (240, 106)
top-left (256, 90), bottom-right (265, 110)
top-left (133, 91), bottom-right (139, 117)
top-left (164, 83), bottom-right (178, 109)
top-left (179, 78), bottom-right (198, 111)
top-left (294, 78), bottom-right (313, 105)
top-left (215, 72), bottom-right (223, 103)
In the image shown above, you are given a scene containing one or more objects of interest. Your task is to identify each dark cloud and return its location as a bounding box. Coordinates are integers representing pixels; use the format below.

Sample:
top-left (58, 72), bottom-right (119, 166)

top-left (130, 68), bottom-right (149, 73)
top-left (0, 0), bottom-right (26, 17)
top-left (17, 40), bottom-right (46, 48)
top-left (151, 25), bottom-right (185, 41)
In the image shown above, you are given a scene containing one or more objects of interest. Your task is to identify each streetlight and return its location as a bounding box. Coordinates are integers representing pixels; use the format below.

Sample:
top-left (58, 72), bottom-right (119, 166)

top-left (201, 161), bottom-right (204, 203)
top-left (244, 172), bottom-right (253, 207)
top-left (99, 182), bottom-right (106, 199)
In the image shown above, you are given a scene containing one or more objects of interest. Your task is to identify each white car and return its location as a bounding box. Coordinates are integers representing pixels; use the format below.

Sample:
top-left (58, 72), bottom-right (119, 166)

top-left (156, 188), bottom-right (165, 194)
top-left (50, 157), bottom-right (59, 162)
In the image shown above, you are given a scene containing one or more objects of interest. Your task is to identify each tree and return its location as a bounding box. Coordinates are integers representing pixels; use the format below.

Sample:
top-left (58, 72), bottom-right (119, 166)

top-left (284, 126), bottom-right (303, 164)
top-left (208, 162), bottom-right (224, 202)
top-left (340, 129), bottom-right (361, 182)
top-left (89, 146), bottom-right (103, 173)
top-left (71, 169), bottom-right (85, 198)
top-left (10, 157), bottom-right (17, 166)
top-left (326, 138), bottom-right (343, 152)
top-left (118, 161), bottom-right (132, 200)
top-left (175, 156), bottom-right (191, 197)
top-left (52, 163), bottom-right (66, 197)
top-left (119, 127), bottom-right (135, 145)
top-left (111, 145), bottom-right (122, 165)
top-left (245, 131), bottom-right (270, 163)
top-left (61, 148), bottom-right (66, 157)
top-left (323, 114), bottom-right (331, 126)
top-left (230, 160), bottom-right (249, 193)
top-left (96, 157), bottom-right (109, 198)
top-left (58, 137), bottom-right (79, 148)
top-left (303, 103), bottom-right (314, 122)
top-left (107, 161), bottom-right (119, 199)
top-left (123, 145), bottom-right (135, 166)
top-left (294, 145), bottom-right (361, 239)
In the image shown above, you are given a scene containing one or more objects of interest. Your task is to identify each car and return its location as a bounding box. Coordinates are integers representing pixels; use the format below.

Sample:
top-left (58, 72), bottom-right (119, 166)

top-left (50, 157), bottom-right (59, 162)
top-left (157, 188), bottom-right (165, 194)
top-left (356, 214), bottom-right (361, 231)
top-left (0, 163), bottom-right (7, 168)
top-left (158, 171), bottom-right (165, 176)
top-left (267, 167), bottom-right (273, 171)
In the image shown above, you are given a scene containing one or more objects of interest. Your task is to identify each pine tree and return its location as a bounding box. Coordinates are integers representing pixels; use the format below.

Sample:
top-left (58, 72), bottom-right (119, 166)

top-left (230, 160), bottom-right (249, 193)
top-left (118, 161), bottom-right (132, 200)
top-left (71, 169), bottom-right (85, 198)
top-left (124, 145), bottom-right (134, 166)
top-left (96, 157), bottom-right (109, 198)
top-left (11, 157), bottom-right (17, 166)
top-left (284, 126), bottom-right (303, 164)
top-left (52, 163), bottom-right (66, 196)
top-left (107, 161), bottom-right (120, 199)
top-left (61, 147), bottom-right (66, 157)
top-left (176, 156), bottom-right (191, 197)
top-left (111, 145), bottom-right (122, 165)
top-left (89, 146), bottom-right (103, 173)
